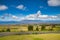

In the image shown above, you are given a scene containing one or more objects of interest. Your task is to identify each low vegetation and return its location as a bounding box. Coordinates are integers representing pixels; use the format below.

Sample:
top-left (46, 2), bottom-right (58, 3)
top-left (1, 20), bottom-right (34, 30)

top-left (0, 24), bottom-right (60, 32)
top-left (0, 34), bottom-right (60, 40)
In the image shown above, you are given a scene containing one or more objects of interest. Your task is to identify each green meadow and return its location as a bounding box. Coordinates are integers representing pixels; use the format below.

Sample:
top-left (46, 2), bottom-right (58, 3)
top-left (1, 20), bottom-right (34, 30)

top-left (0, 34), bottom-right (60, 40)
top-left (0, 24), bottom-right (60, 40)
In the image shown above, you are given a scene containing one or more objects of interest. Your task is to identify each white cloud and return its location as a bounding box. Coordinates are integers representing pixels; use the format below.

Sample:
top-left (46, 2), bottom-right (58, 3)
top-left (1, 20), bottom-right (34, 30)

top-left (16, 4), bottom-right (26, 10)
top-left (48, 0), bottom-right (60, 6)
top-left (36, 10), bottom-right (41, 15)
top-left (0, 5), bottom-right (8, 10)
top-left (0, 11), bottom-right (60, 21)
top-left (0, 16), bottom-right (5, 19)
top-left (23, 10), bottom-right (41, 20)
top-left (12, 15), bottom-right (18, 19)
top-left (0, 14), bottom-right (20, 21)
top-left (21, 10), bottom-right (59, 20)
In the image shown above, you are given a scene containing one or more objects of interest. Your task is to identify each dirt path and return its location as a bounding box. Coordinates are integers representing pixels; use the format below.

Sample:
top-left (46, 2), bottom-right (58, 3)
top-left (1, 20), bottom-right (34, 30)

top-left (0, 31), bottom-right (60, 37)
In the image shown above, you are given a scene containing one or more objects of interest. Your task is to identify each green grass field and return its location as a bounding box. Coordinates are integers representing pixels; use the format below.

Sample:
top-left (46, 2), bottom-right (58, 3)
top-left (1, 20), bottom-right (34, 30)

top-left (0, 34), bottom-right (60, 40)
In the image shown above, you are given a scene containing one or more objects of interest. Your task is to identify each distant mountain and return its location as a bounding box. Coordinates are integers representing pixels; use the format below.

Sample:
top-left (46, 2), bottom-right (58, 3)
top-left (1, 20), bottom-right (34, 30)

top-left (20, 20), bottom-right (60, 24)
top-left (0, 12), bottom-right (60, 25)
top-left (0, 20), bottom-right (60, 25)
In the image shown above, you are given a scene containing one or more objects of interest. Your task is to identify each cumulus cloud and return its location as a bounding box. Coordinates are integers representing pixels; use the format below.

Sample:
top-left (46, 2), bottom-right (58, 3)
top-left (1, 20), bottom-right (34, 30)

top-left (12, 15), bottom-right (18, 19)
top-left (16, 4), bottom-right (26, 10)
top-left (48, 0), bottom-right (60, 6)
top-left (22, 10), bottom-right (59, 20)
top-left (0, 16), bottom-right (5, 19)
top-left (0, 14), bottom-right (19, 21)
top-left (37, 10), bottom-right (41, 15)
top-left (0, 5), bottom-right (8, 10)
top-left (0, 11), bottom-right (60, 21)
top-left (24, 14), bottom-right (58, 20)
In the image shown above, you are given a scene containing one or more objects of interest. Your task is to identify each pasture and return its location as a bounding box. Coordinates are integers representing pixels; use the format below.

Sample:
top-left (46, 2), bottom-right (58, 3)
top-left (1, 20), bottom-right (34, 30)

top-left (0, 24), bottom-right (60, 40)
top-left (0, 34), bottom-right (60, 40)
top-left (0, 24), bottom-right (60, 32)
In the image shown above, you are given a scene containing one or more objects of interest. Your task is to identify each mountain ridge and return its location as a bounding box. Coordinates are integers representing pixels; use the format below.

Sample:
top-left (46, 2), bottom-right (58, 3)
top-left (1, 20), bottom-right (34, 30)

top-left (0, 20), bottom-right (60, 25)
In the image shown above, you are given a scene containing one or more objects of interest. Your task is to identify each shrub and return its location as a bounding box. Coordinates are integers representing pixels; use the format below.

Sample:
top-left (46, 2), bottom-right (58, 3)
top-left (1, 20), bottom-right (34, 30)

top-left (1, 29), bottom-right (5, 32)
top-left (6, 28), bottom-right (10, 32)
top-left (50, 24), bottom-right (56, 31)
top-left (36, 26), bottom-right (39, 31)
top-left (28, 25), bottom-right (33, 31)
top-left (41, 25), bottom-right (45, 31)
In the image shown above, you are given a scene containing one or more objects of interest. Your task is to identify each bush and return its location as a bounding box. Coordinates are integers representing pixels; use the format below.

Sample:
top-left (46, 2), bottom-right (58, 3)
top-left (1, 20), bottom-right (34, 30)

top-left (51, 25), bottom-right (56, 31)
top-left (36, 26), bottom-right (39, 31)
top-left (28, 25), bottom-right (33, 31)
top-left (41, 25), bottom-right (45, 31)
top-left (6, 28), bottom-right (10, 32)
top-left (1, 29), bottom-right (5, 32)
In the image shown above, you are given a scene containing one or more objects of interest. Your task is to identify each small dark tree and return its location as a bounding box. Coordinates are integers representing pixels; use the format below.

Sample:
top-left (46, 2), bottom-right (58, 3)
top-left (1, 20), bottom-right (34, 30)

top-left (1, 29), bottom-right (5, 32)
top-left (36, 26), bottom-right (39, 31)
top-left (6, 28), bottom-right (10, 32)
top-left (28, 25), bottom-right (33, 31)
top-left (41, 25), bottom-right (45, 31)
top-left (50, 24), bottom-right (55, 31)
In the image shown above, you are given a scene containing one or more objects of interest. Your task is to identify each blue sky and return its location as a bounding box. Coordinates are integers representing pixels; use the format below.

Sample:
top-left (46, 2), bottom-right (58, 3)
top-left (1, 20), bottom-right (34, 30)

top-left (0, 0), bottom-right (60, 21)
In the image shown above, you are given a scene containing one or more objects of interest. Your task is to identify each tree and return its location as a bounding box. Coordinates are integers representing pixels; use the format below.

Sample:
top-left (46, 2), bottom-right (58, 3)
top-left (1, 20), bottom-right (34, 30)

top-left (36, 26), bottom-right (39, 31)
top-left (41, 25), bottom-right (45, 31)
top-left (6, 28), bottom-right (10, 32)
top-left (50, 24), bottom-right (55, 31)
top-left (1, 29), bottom-right (5, 32)
top-left (28, 25), bottom-right (33, 31)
